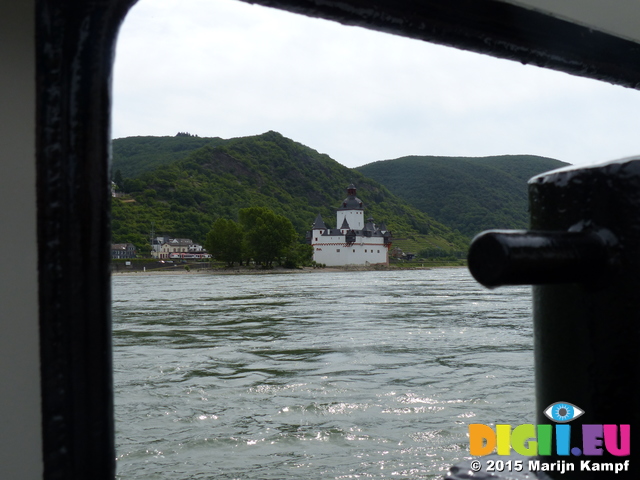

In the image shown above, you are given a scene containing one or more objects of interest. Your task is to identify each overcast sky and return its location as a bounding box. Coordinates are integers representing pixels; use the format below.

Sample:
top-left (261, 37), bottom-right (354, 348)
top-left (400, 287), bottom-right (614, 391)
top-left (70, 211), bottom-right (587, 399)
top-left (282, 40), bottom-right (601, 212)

top-left (113, 0), bottom-right (640, 169)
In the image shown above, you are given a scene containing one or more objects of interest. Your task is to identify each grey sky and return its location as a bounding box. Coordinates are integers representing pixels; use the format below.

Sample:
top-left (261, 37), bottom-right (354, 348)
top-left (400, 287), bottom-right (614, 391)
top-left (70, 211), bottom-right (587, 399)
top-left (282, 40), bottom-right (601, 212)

top-left (113, 0), bottom-right (640, 169)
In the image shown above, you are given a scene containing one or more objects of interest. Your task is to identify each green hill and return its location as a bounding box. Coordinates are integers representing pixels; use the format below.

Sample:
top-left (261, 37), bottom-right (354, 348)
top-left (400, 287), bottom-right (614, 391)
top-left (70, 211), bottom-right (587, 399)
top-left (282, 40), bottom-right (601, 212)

top-left (112, 134), bottom-right (226, 178)
top-left (356, 155), bottom-right (569, 238)
top-left (111, 132), bottom-right (469, 255)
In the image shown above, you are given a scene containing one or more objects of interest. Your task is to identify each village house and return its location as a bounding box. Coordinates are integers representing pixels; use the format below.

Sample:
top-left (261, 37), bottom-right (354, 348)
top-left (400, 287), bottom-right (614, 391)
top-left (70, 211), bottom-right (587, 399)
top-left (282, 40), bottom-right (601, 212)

top-left (150, 236), bottom-right (205, 259)
top-left (111, 243), bottom-right (136, 259)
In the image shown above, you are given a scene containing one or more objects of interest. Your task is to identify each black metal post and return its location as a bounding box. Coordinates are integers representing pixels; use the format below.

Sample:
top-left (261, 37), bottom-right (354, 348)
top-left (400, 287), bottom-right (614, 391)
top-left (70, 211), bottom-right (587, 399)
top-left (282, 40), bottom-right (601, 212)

top-left (457, 158), bottom-right (640, 479)
top-left (527, 159), bottom-right (638, 479)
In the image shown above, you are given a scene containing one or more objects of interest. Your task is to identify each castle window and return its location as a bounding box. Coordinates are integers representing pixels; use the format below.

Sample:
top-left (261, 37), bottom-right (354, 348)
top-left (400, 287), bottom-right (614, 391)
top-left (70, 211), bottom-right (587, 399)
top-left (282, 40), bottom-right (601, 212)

top-left (336, 249), bottom-right (340, 252)
top-left (365, 249), bottom-right (367, 252)
top-left (353, 249), bottom-right (355, 252)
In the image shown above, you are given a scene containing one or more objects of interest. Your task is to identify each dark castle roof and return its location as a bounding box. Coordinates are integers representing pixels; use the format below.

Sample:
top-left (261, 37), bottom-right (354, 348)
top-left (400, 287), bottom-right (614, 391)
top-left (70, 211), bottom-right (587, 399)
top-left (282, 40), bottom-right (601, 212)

top-left (363, 218), bottom-right (375, 231)
top-left (337, 184), bottom-right (364, 211)
top-left (312, 213), bottom-right (327, 229)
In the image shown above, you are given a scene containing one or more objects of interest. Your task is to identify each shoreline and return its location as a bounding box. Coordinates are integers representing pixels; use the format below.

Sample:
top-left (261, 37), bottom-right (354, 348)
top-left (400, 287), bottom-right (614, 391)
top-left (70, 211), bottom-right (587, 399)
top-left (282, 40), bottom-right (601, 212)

top-left (111, 264), bottom-right (465, 276)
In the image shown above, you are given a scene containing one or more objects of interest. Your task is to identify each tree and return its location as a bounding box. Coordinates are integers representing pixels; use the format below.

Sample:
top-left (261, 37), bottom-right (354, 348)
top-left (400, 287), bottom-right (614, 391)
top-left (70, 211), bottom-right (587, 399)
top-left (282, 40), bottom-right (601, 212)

top-left (123, 177), bottom-right (145, 193)
top-left (238, 207), bottom-right (298, 267)
top-left (204, 218), bottom-right (245, 267)
top-left (113, 169), bottom-right (124, 190)
top-left (283, 243), bottom-right (313, 268)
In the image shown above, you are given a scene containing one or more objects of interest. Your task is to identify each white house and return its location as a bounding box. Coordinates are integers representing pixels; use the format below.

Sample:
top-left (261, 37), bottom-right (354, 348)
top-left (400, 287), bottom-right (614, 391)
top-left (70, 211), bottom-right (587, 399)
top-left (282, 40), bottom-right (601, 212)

top-left (150, 236), bottom-right (205, 259)
top-left (307, 184), bottom-right (392, 266)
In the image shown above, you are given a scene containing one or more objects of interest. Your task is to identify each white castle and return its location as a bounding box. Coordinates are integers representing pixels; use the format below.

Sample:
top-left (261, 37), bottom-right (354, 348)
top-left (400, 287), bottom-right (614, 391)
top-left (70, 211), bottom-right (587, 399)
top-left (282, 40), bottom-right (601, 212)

top-left (307, 184), bottom-right (392, 266)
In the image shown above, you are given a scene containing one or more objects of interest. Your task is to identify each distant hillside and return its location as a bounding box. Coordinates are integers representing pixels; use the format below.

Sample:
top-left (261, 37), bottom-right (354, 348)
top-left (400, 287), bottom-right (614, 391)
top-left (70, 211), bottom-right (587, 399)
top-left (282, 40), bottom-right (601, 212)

top-left (357, 155), bottom-right (569, 238)
top-left (112, 134), bottom-right (226, 178)
top-left (111, 132), bottom-right (469, 254)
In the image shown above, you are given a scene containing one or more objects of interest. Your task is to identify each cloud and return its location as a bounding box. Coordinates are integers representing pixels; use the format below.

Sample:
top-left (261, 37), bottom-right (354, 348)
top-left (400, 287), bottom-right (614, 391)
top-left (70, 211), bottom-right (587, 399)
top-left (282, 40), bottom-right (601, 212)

top-left (113, 0), bottom-right (640, 168)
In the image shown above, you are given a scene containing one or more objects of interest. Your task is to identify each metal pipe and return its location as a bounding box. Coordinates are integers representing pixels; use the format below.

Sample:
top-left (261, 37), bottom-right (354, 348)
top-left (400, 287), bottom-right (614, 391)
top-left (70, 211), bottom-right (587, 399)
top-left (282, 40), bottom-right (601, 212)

top-left (467, 229), bottom-right (619, 288)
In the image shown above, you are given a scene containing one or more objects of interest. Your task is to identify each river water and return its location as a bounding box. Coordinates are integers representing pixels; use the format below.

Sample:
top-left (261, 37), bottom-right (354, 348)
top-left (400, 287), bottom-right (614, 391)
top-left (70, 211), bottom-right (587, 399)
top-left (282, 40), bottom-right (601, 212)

top-left (113, 268), bottom-right (535, 479)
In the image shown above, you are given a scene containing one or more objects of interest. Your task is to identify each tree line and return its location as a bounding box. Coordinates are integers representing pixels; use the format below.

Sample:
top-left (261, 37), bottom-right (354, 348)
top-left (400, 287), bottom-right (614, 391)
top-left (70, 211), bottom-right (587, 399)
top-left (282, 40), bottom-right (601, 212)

top-left (205, 207), bottom-right (313, 268)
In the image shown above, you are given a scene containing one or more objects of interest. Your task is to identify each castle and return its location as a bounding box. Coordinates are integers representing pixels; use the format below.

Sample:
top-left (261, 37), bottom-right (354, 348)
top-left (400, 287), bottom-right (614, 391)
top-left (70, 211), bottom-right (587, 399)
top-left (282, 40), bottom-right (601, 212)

top-left (307, 185), bottom-right (392, 266)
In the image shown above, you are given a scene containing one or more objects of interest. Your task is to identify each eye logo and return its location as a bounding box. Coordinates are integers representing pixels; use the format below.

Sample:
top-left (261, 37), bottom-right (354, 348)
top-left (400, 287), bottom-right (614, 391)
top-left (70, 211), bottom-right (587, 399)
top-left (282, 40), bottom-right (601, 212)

top-left (543, 402), bottom-right (584, 423)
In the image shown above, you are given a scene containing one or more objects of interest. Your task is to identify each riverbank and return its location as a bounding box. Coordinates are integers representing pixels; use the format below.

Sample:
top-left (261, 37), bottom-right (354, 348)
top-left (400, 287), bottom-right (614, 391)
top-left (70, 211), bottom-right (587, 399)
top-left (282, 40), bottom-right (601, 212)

top-left (111, 263), bottom-right (465, 276)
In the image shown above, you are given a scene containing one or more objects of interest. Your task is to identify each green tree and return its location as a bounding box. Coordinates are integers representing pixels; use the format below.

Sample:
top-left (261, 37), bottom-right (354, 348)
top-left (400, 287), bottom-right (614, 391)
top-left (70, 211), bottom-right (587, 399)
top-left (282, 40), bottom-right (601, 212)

top-left (123, 178), bottom-right (145, 193)
top-left (113, 169), bottom-right (124, 190)
top-left (239, 207), bottom-right (297, 267)
top-left (204, 218), bottom-right (245, 267)
top-left (283, 243), bottom-right (314, 268)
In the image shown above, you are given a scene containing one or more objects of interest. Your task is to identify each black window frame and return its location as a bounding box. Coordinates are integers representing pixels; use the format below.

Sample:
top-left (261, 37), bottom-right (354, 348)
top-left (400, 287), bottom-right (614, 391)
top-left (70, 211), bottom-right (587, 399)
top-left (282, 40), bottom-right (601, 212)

top-left (36, 1), bottom-right (640, 478)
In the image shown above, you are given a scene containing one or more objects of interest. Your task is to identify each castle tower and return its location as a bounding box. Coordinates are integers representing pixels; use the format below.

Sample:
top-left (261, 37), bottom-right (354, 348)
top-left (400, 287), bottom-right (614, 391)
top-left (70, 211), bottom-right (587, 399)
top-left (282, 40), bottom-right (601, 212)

top-left (311, 213), bottom-right (327, 233)
top-left (336, 184), bottom-right (364, 230)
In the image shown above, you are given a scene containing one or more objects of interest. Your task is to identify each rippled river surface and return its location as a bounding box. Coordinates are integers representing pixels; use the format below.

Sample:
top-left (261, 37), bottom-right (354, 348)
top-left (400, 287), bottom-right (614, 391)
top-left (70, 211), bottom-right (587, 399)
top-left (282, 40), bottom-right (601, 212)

top-left (113, 268), bottom-right (535, 479)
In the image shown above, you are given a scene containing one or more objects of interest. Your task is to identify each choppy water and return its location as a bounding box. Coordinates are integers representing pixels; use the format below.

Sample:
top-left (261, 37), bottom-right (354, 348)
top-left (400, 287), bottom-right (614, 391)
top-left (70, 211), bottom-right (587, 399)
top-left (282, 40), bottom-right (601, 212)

top-left (113, 268), bottom-right (534, 479)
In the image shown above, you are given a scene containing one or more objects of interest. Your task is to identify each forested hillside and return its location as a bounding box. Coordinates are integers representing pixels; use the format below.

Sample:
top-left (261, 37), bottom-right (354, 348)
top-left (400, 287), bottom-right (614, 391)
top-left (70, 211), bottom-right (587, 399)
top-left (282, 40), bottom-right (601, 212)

top-left (112, 134), bottom-right (226, 178)
top-left (357, 155), bottom-right (569, 238)
top-left (111, 132), bottom-right (469, 255)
